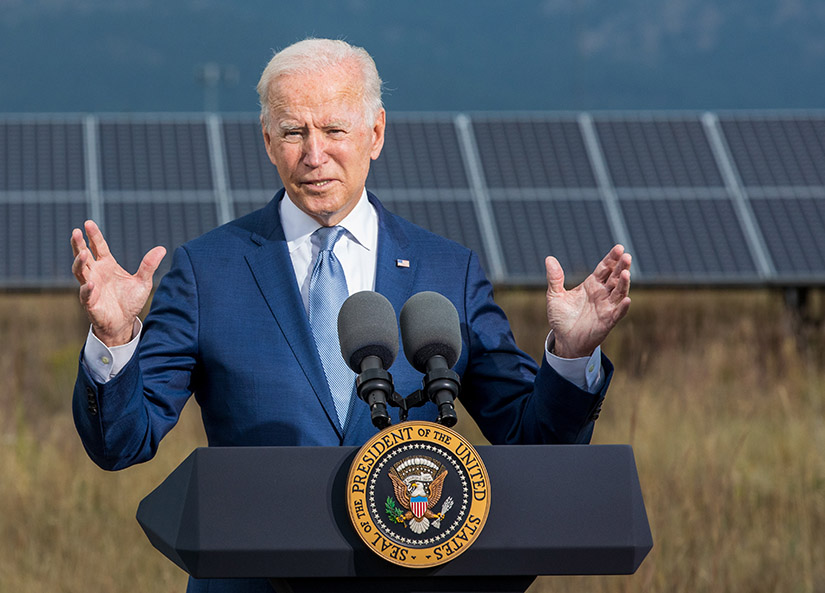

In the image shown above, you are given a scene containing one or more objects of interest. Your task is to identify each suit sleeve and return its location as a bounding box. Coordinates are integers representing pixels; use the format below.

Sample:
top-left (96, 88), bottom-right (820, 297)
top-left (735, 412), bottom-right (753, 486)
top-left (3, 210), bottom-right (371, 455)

top-left (457, 252), bottom-right (611, 445)
top-left (72, 246), bottom-right (199, 470)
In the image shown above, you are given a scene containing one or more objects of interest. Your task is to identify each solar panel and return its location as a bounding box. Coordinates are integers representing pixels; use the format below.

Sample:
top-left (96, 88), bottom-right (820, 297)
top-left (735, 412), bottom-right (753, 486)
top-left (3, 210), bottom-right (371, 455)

top-left (492, 195), bottom-right (615, 281)
top-left (620, 198), bottom-right (757, 281)
top-left (719, 116), bottom-right (825, 188)
top-left (103, 199), bottom-right (219, 278)
top-left (222, 119), bottom-right (280, 191)
top-left (368, 120), bottom-right (469, 189)
top-left (0, 197), bottom-right (88, 286)
top-left (750, 197), bottom-right (825, 277)
top-left (595, 118), bottom-right (723, 188)
top-left (0, 121), bottom-right (85, 191)
top-left (232, 191), bottom-right (275, 219)
top-left (2, 111), bottom-right (825, 289)
top-left (98, 121), bottom-right (213, 191)
top-left (472, 118), bottom-right (595, 188)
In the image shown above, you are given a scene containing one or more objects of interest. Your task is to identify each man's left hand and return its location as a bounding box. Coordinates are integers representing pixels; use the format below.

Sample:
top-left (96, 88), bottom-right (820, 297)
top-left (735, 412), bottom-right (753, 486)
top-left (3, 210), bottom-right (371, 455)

top-left (545, 244), bottom-right (632, 359)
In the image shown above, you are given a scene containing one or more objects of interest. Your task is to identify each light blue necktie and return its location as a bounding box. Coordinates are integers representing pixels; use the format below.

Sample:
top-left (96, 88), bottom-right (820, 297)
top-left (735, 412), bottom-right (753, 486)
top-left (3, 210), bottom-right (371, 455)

top-left (308, 226), bottom-right (355, 429)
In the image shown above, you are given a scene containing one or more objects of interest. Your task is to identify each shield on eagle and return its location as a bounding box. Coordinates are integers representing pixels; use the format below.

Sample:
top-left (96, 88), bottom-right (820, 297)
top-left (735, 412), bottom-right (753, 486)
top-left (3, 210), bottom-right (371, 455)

top-left (410, 495), bottom-right (428, 519)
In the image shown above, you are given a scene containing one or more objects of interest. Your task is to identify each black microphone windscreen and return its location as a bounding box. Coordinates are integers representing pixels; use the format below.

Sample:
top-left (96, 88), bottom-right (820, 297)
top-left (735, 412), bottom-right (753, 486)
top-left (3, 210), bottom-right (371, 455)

top-left (338, 291), bottom-right (399, 371)
top-left (399, 291), bottom-right (462, 372)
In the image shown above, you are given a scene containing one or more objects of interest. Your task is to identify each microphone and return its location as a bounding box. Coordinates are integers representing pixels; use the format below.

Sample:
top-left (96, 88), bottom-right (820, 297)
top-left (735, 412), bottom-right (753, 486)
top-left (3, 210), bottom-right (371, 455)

top-left (399, 291), bottom-right (462, 427)
top-left (338, 291), bottom-right (399, 429)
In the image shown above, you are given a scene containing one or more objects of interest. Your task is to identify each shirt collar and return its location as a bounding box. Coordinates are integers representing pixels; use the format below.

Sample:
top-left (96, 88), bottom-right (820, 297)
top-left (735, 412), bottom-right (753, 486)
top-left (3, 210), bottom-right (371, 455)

top-left (280, 189), bottom-right (376, 254)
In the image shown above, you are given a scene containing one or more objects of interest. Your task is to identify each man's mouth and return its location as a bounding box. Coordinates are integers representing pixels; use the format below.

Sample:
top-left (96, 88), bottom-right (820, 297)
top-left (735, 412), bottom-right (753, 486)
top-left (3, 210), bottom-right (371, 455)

top-left (304, 179), bottom-right (334, 188)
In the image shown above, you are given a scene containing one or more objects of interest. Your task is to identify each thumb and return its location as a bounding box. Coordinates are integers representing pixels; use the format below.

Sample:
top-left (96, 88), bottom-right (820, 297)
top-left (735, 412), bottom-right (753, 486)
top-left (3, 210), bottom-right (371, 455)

top-left (136, 246), bottom-right (167, 283)
top-left (545, 256), bottom-right (565, 295)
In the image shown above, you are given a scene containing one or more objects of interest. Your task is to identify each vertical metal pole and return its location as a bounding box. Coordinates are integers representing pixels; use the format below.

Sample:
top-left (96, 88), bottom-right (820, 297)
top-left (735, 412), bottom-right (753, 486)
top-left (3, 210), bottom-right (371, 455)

top-left (702, 112), bottom-right (774, 279)
top-left (83, 114), bottom-right (103, 227)
top-left (206, 113), bottom-right (233, 225)
top-left (454, 113), bottom-right (507, 282)
top-left (578, 113), bottom-right (640, 276)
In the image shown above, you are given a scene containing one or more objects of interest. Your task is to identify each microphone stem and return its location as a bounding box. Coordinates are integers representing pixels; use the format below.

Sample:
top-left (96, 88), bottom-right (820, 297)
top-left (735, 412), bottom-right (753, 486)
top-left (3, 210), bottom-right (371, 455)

top-left (357, 355), bottom-right (394, 429)
top-left (424, 355), bottom-right (459, 427)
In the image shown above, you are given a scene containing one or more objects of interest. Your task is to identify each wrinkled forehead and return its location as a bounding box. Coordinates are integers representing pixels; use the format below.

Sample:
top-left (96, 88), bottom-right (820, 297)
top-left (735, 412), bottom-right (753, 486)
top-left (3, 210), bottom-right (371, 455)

top-left (266, 65), bottom-right (368, 124)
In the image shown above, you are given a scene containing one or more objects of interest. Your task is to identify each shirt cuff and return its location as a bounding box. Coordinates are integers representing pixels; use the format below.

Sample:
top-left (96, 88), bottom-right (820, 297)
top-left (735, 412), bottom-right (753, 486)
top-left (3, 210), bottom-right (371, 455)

top-left (81, 319), bottom-right (142, 384)
top-left (544, 331), bottom-right (604, 394)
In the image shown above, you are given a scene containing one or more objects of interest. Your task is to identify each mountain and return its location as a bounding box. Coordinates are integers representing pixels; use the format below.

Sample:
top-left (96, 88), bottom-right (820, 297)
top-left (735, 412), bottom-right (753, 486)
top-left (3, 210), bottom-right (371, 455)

top-left (1, 0), bottom-right (823, 113)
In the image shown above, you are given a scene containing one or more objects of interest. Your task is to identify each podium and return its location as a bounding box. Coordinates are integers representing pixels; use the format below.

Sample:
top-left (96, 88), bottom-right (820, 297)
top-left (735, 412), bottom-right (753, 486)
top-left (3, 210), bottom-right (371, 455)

top-left (137, 445), bottom-right (652, 593)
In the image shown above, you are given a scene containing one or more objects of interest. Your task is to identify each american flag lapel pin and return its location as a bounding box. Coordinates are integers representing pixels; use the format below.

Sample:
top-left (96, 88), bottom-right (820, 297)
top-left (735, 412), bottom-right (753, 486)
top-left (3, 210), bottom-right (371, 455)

top-left (396, 259), bottom-right (410, 268)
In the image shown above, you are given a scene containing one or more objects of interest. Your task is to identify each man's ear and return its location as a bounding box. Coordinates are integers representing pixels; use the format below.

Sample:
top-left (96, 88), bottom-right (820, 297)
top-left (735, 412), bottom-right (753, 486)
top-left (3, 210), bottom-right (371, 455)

top-left (370, 109), bottom-right (386, 161)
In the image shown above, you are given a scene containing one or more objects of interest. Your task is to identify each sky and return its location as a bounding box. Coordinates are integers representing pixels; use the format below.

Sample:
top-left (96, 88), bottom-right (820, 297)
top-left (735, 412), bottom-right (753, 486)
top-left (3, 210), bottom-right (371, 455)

top-left (1, 0), bottom-right (824, 113)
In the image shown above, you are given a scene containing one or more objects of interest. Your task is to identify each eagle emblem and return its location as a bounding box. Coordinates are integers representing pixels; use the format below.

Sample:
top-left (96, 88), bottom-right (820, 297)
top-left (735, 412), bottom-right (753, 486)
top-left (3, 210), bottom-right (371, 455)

top-left (385, 456), bottom-right (454, 534)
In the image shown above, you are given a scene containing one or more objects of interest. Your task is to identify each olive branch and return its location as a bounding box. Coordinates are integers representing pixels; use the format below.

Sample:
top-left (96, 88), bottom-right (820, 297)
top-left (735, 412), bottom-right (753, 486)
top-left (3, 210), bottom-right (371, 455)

top-left (385, 497), bottom-right (405, 523)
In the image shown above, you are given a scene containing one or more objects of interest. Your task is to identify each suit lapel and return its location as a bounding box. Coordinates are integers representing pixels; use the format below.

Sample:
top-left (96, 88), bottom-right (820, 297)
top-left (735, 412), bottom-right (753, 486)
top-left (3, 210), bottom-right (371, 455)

top-left (244, 192), bottom-right (343, 438)
top-left (372, 193), bottom-right (415, 314)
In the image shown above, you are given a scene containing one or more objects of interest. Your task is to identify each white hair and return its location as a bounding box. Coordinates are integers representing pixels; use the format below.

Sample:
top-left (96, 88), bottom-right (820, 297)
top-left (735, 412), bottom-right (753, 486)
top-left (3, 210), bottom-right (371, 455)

top-left (257, 38), bottom-right (383, 130)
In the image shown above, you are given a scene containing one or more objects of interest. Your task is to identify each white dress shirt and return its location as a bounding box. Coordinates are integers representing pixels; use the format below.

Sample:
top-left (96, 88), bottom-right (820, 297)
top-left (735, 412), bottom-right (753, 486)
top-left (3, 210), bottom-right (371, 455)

top-left (84, 190), bottom-right (603, 392)
top-left (281, 188), bottom-right (377, 314)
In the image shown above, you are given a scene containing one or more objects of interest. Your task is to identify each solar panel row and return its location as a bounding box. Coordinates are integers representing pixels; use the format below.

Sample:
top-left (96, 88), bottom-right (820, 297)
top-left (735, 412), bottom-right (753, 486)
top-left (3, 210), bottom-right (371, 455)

top-left (98, 122), bottom-right (213, 191)
top-left (1, 112), bottom-right (824, 288)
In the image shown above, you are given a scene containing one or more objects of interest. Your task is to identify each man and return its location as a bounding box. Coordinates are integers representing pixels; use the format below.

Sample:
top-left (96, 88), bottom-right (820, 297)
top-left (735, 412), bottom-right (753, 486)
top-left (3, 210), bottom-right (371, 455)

top-left (71, 39), bottom-right (631, 592)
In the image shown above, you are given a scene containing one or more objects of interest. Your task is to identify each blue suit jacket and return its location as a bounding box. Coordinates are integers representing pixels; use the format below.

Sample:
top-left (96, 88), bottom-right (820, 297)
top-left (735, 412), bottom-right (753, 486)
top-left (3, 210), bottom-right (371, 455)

top-left (73, 191), bottom-right (611, 591)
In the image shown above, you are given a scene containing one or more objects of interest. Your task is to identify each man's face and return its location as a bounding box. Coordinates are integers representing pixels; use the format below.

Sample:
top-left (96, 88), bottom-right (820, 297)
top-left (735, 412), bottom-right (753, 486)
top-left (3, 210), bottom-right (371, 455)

top-left (262, 63), bottom-right (385, 227)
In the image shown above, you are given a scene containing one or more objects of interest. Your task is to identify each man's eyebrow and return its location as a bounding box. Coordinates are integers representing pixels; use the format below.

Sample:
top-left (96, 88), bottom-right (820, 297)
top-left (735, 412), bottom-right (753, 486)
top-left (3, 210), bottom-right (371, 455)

top-left (324, 120), bottom-right (352, 129)
top-left (277, 120), bottom-right (303, 132)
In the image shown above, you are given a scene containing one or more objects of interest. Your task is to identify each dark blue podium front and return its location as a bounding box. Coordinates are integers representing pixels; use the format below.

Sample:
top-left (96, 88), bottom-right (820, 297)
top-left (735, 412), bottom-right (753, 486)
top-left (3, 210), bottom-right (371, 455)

top-left (137, 445), bottom-right (652, 592)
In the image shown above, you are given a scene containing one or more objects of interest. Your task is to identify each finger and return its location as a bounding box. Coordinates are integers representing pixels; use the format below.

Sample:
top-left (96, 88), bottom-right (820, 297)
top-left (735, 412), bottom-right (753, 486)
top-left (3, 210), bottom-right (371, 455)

top-left (612, 295), bottom-right (632, 324)
top-left (545, 256), bottom-right (565, 295)
top-left (70, 227), bottom-right (87, 258)
top-left (78, 280), bottom-right (95, 307)
top-left (72, 250), bottom-right (91, 284)
top-left (135, 246), bottom-right (167, 283)
top-left (609, 268), bottom-right (632, 304)
top-left (84, 220), bottom-right (112, 260)
top-left (592, 245), bottom-right (625, 283)
top-left (605, 252), bottom-right (632, 291)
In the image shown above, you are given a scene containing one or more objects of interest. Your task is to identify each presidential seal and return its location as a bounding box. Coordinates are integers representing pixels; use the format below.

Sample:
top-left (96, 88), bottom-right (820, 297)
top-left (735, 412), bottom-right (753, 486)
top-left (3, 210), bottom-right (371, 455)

top-left (346, 421), bottom-right (490, 568)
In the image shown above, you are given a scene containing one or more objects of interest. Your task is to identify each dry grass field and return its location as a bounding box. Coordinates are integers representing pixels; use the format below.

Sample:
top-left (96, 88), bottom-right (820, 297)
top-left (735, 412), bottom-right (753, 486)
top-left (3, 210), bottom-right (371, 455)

top-left (0, 288), bottom-right (823, 592)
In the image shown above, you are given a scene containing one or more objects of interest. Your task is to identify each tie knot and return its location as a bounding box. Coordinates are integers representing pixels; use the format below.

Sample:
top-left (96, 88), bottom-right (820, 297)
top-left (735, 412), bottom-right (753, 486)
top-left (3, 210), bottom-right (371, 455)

top-left (314, 226), bottom-right (346, 252)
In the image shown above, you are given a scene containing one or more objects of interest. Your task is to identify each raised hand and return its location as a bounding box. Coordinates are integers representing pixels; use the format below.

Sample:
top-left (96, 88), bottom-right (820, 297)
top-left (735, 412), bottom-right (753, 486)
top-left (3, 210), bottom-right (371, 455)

top-left (545, 245), bottom-right (632, 359)
top-left (71, 220), bottom-right (166, 347)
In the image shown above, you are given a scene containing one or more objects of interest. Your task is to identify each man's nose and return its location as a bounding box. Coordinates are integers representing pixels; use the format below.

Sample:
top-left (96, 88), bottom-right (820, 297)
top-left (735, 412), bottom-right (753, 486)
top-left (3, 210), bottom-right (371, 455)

top-left (302, 133), bottom-right (329, 167)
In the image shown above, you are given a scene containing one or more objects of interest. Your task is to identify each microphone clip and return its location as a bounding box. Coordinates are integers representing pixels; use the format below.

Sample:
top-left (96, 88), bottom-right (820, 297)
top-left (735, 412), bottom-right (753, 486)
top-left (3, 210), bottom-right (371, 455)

top-left (355, 366), bottom-right (404, 430)
top-left (398, 356), bottom-right (460, 428)
top-left (355, 354), bottom-right (461, 430)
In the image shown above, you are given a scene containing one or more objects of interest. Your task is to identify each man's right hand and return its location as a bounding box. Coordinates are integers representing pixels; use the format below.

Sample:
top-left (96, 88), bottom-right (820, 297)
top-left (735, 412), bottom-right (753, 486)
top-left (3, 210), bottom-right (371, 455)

top-left (71, 220), bottom-right (166, 347)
